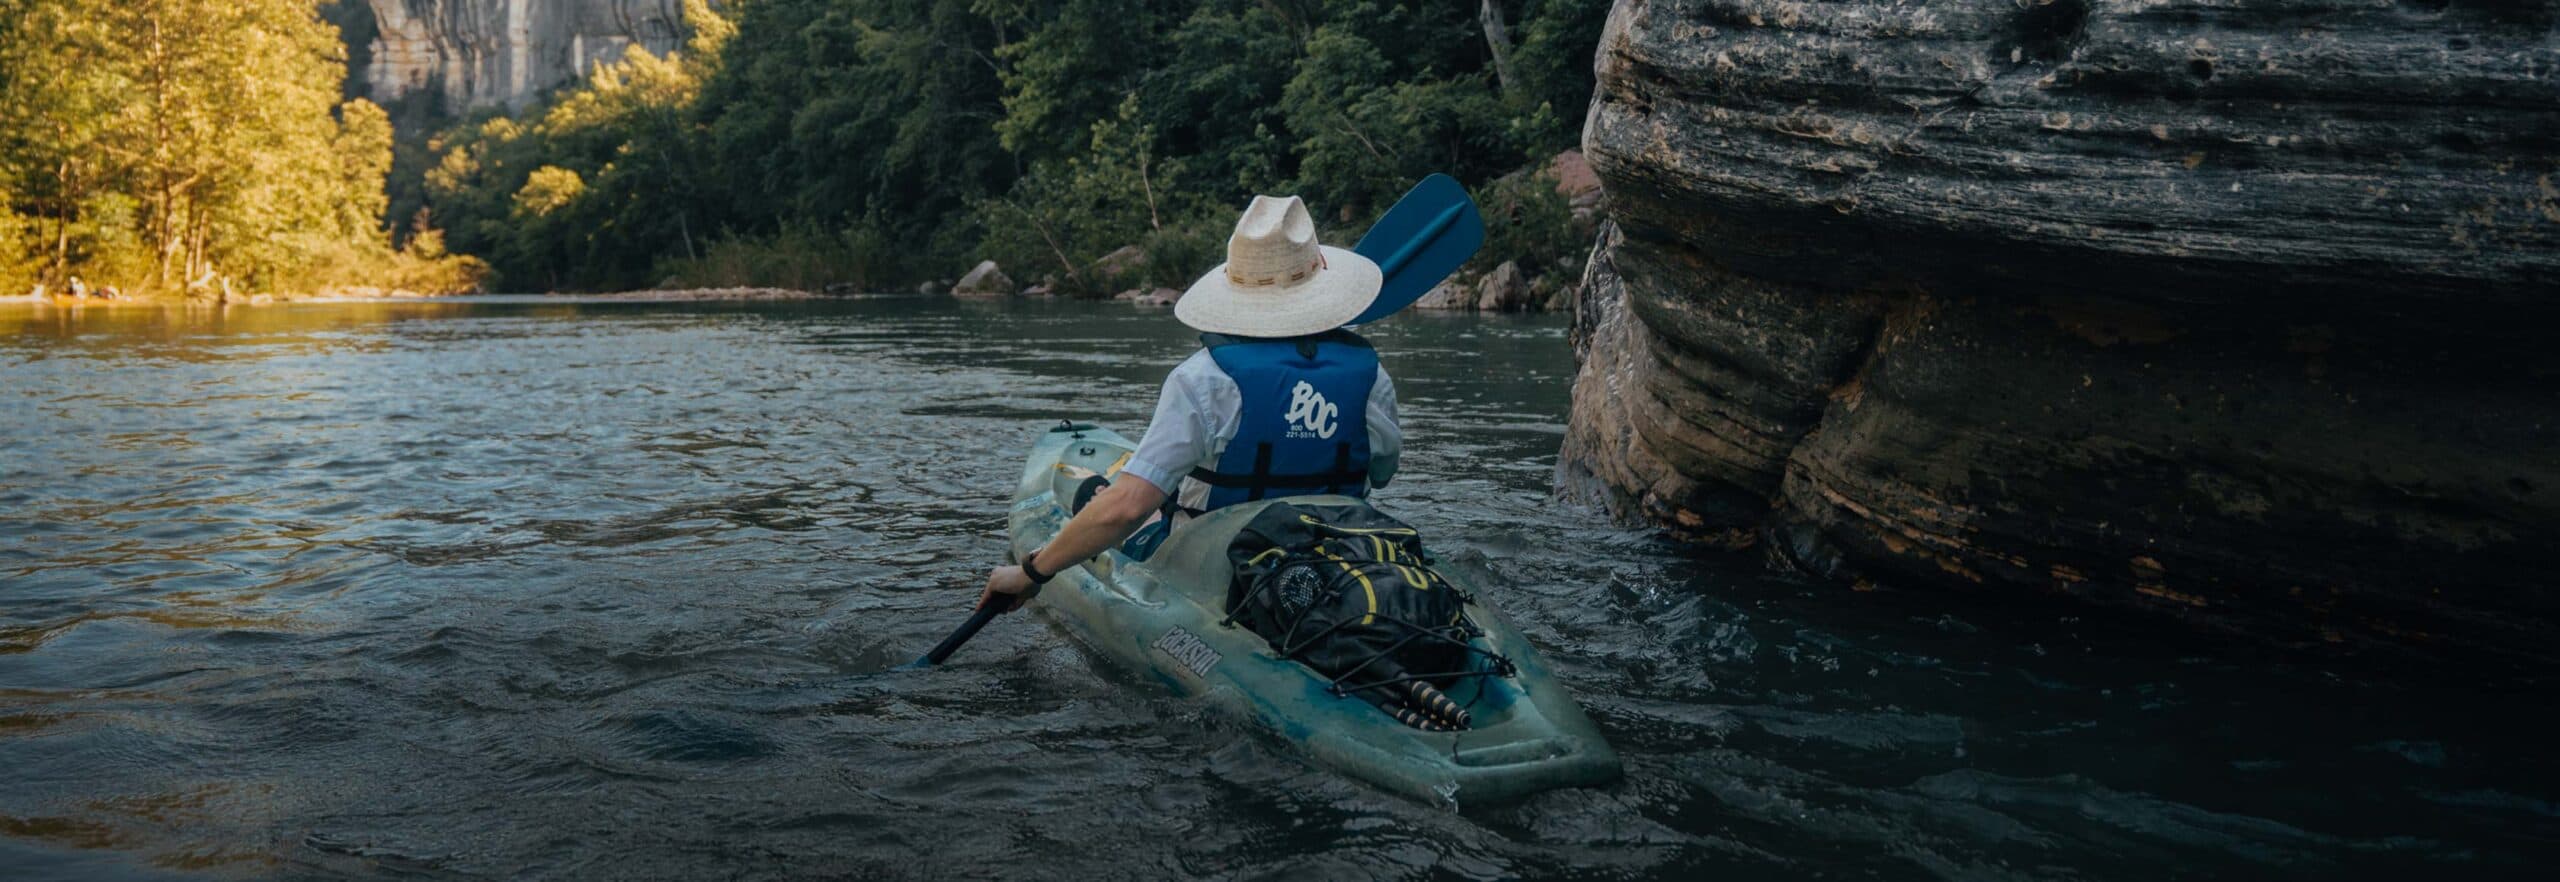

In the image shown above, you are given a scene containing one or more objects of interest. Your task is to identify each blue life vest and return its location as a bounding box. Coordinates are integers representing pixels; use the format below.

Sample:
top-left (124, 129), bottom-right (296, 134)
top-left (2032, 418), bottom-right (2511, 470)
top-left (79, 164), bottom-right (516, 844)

top-left (1188, 330), bottom-right (1378, 511)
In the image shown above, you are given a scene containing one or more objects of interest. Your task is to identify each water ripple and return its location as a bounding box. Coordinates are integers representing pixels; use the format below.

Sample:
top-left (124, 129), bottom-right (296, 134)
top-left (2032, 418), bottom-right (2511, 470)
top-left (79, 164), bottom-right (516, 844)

top-left (1, 299), bottom-right (2550, 879)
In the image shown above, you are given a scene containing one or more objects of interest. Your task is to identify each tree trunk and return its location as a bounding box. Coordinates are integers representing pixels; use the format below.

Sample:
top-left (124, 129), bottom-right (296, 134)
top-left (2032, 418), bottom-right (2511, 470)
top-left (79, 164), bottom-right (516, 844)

top-left (1003, 198), bottom-right (1084, 290)
top-left (1139, 153), bottom-right (1162, 233)
top-left (186, 209), bottom-right (209, 287)
top-left (148, 9), bottom-right (175, 288)
top-left (51, 159), bottom-right (73, 284)
top-left (1479, 0), bottom-right (1517, 98)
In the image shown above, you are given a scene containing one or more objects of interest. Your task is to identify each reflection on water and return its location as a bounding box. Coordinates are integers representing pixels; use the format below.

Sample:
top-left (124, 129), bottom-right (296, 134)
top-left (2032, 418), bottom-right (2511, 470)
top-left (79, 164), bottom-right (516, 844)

top-left (1, 298), bottom-right (2550, 879)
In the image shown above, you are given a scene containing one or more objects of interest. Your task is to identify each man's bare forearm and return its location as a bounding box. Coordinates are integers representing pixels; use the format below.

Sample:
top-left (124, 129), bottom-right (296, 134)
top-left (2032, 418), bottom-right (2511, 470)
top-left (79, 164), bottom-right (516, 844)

top-left (1032, 475), bottom-right (1166, 571)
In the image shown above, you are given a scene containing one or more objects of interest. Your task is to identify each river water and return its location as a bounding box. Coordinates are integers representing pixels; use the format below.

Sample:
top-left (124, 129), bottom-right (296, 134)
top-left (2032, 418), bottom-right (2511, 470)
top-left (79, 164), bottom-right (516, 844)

top-left (0, 297), bottom-right (2548, 880)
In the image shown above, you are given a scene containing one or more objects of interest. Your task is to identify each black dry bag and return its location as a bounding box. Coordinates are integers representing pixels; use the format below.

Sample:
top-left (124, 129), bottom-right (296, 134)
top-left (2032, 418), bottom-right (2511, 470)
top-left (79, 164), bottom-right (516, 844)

top-left (1223, 502), bottom-right (1507, 730)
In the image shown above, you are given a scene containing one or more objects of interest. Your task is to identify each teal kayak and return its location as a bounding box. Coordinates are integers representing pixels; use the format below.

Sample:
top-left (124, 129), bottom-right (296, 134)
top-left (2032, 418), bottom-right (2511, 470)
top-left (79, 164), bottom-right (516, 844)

top-left (1006, 422), bottom-right (1621, 807)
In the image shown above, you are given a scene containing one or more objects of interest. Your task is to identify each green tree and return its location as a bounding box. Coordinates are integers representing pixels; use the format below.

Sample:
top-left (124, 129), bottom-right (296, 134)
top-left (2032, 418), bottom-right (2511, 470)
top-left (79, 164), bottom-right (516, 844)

top-left (1511, 0), bottom-right (1615, 153)
top-left (1, 0), bottom-right (467, 294)
top-left (981, 94), bottom-right (1191, 293)
top-left (1279, 19), bottom-right (1519, 226)
top-left (332, 98), bottom-right (395, 245)
top-left (103, 0), bottom-right (351, 287)
top-left (0, 0), bottom-right (126, 287)
top-left (394, 0), bottom-right (1613, 293)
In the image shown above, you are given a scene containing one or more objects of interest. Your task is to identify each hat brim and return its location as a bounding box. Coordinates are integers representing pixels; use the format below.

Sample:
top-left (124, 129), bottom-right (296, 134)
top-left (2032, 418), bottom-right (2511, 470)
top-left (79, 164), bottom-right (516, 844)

top-left (1174, 246), bottom-right (1382, 337)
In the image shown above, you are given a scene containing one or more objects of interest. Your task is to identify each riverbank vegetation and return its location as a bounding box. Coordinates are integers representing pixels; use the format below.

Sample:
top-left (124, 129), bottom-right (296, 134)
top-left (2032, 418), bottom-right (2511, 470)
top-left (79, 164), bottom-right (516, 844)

top-left (0, 0), bottom-right (484, 300)
top-left (407, 0), bottom-right (1610, 295)
top-left (4, 1), bottom-right (1605, 300)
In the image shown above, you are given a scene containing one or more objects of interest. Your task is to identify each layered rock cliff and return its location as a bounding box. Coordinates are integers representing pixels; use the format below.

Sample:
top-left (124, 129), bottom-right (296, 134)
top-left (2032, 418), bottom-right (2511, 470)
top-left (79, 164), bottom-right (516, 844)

top-left (1563, 0), bottom-right (2560, 666)
top-left (335, 0), bottom-right (690, 112)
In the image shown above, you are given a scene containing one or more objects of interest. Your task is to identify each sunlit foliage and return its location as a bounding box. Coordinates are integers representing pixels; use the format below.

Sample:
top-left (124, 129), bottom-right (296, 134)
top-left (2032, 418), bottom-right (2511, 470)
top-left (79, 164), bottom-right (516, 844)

top-left (0, 0), bottom-right (482, 295)
top-left (414, 0), bottom-right (1610, 293)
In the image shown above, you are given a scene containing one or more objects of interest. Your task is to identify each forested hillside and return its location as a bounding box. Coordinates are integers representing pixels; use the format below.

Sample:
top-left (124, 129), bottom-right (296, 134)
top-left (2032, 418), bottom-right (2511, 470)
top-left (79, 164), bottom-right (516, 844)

top-left (409, 0), bottom-right (1612, 293)
top-left (4, 1), bottom-right (1611, 297)
top-left (0, 0), bottom-right (480, 297)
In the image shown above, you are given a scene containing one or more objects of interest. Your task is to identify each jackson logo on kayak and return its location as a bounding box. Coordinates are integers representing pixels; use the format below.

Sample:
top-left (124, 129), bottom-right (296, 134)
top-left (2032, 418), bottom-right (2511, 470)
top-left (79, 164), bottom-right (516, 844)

top-left (1283, 381), bottom-right (1339, 440)
top-left (1151, 627), bottom-right (1222, 678)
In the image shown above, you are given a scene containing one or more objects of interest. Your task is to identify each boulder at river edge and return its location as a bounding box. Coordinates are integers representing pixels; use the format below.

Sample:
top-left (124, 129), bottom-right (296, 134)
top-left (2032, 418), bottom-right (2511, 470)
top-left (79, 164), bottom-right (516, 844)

top-left (1093, 245), bottom-right (1148, 288)
top-left (1547, 149), bottom-right (1604, 220)
top-left (952, 261), bottom-right (1015, 298)
top-left (1473, 261), bottom-right (1534, 312)
top-left (1412, 279), bottom-right (1474, 310)
top-left (1562, 0), bottom-right (2559, 667)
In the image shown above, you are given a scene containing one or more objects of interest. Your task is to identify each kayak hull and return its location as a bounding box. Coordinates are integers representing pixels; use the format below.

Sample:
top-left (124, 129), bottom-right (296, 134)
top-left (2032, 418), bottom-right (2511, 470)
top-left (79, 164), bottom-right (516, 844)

top-left (1008, 423), bottom-right (1620, 807)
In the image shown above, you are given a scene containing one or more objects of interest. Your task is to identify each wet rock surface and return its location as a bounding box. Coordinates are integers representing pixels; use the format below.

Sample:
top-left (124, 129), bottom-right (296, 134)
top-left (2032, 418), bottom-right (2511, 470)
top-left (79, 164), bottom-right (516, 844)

top-left (1116, 286), bottom-right (1181, 306)
top-left (1412, 278), bottom-right (1477, 310)
top-left (1563, 0), bottom-right (2560, 667)
top-left (952, 260), bottom-right (1016, 298)
top-left (1474, 260), bottom-right (1536, 312)
top-left (1091, 244), bottom-right (1149, 290)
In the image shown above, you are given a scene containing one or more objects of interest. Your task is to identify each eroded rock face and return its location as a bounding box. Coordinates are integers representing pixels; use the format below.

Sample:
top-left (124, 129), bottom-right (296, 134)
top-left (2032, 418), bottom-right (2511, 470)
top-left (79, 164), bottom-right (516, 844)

top-left (346, 0), bottom-right (691, 112)
top-left (1564, 0), bottom-right (2560, 666)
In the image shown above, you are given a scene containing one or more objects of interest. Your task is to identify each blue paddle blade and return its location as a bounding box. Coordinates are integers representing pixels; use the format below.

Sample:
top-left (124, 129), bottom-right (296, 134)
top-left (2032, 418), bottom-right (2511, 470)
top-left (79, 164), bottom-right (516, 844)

top-left (1349, 173), bottom-right (1485, 325)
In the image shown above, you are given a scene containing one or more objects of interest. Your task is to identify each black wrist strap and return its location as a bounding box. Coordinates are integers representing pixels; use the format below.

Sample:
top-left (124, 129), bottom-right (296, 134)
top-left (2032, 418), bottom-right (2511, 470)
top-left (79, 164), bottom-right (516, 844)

top-left (1021, 548), bottom-right (1057, 585)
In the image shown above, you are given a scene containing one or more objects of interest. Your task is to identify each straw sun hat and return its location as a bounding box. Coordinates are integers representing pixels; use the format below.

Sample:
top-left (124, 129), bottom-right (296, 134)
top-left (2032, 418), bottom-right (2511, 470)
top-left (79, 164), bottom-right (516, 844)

top-left (1176, 195), bottom-right (1381, 338)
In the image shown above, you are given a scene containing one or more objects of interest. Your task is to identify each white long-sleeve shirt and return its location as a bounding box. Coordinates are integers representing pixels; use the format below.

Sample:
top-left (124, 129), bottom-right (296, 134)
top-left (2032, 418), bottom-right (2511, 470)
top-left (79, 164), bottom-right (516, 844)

top-left (1120, 349), bottom-right (1401, 511)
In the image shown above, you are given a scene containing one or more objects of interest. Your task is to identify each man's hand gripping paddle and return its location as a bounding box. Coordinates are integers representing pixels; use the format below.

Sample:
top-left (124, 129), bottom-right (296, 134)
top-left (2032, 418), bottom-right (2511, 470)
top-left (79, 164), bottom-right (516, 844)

top-left (903, 583), bottom-right (1035, 669)
top-left (1347, 173), bottom-right (1486, 326)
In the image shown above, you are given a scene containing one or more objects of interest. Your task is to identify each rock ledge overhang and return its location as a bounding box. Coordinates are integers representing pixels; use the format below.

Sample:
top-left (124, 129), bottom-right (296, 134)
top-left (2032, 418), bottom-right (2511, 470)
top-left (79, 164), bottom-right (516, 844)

top-left (1561, 0), bottom-right (2560, 667)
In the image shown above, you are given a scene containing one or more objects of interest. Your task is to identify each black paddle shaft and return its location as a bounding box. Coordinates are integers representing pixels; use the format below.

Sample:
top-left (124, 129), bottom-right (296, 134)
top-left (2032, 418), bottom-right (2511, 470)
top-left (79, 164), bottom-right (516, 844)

top-left (918, 603), bottom-right (1004, 665)
top-left (915, 582), bottom-right (1041, 666)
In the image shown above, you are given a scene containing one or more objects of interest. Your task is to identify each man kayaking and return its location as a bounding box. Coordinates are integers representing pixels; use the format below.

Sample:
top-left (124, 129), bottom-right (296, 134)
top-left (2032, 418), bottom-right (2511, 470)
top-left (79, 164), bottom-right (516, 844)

top-left (977, 194), bottom-right (1400, 610)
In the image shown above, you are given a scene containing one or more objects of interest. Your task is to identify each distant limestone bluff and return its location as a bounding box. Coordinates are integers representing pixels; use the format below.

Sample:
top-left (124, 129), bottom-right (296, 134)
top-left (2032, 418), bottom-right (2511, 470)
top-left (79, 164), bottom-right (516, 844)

top-left (342, 0), bottom-right (691, 112)
top-left (1564, 1), bottom-right (2559, 663)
